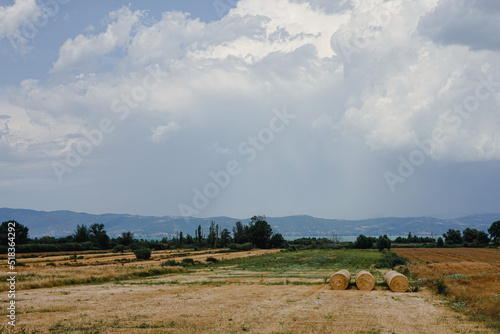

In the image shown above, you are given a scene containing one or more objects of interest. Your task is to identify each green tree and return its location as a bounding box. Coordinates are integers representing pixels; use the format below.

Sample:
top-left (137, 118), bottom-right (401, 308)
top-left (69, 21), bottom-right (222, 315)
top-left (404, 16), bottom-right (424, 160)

top-left (376, 235), bottom-right (391, 251)
top-left (463, 228), bottom-right (489, 245)
top-left (73, 224), bottom-right (90, 243)
top-left (354, 234), bottom-right (373, 249)
top-left (437, 237), bottom-right (444, 247)
top-left (488, 221), bottom-right (500, 244)
top-left (195, 225), bottom-right (204, 245)
top-left (119, 231), bottom-right (134, 246)
top-left (89, 223), bottom-right (110, 249)
top-left (442, 229), bottom-right (462, 245)
top-left (232, 221), bottom-right (246, 244)
top-left (0, 221), bottom-right (29, 246)
top-left (475, 231), bottom-right (490, 245)
top-left (248, 215), bottom-right (273, 249)
top-left (207, 221), bottom-right (218, 248)
top-left (270, 233), bottom-right (286, 248)
top-left (220, 228), bottom-right (231, 247)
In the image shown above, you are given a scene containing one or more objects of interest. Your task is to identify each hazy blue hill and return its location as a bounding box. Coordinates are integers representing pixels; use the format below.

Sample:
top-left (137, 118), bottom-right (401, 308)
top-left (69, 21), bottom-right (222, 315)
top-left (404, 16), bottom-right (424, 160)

top-left (0, 208), bottom-right (498, 238)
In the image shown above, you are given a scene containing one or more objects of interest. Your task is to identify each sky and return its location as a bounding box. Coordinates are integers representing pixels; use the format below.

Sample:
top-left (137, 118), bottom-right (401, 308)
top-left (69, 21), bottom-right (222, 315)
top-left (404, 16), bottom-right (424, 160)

top-left (1, 0), bottom-right (500, 220)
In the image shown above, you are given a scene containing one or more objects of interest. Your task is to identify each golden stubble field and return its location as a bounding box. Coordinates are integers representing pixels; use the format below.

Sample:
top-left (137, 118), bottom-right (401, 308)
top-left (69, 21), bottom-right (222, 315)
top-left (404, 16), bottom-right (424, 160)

top-left (394, 248), bottom-right (500, 326)
top-left (1, 247), bottom-right (498, 333)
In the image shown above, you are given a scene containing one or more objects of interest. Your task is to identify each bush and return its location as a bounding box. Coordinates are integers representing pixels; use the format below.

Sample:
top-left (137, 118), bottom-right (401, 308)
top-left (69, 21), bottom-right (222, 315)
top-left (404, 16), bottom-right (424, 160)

top-left (113, 245), bottom-right (126, 253)
top-left (181, 258), bottom-right (195, 266)
top-left (270, 233), bottom-right (286, 248)
top-left (375, 250), bottom-right (408, 268)
top-left (228, 243), bottom-right (253, 251)
top-left (206, 257), bottom-right (219, 263)
top-left (133, 248), bottom-right (152, 260)
top-left (161, 259), bottom-right (180, 267)
top-left (436, 279), bottom-right (448, 295)
top-left (376, 236), bottom-right (391, 251)
top-left (354, 235), bottom-right (374, 249)
top-left (58, 243), bottom-right (86, 251)
top-left (148, 268), bottom-right (163, 276)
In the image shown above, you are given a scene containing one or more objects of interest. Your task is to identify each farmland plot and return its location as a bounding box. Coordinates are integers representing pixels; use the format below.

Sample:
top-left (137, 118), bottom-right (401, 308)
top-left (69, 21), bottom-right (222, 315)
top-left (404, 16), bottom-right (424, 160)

top-left (0, 249), bottom-right (496, 333)
top-left (394, 248), bottom-right (500, 330)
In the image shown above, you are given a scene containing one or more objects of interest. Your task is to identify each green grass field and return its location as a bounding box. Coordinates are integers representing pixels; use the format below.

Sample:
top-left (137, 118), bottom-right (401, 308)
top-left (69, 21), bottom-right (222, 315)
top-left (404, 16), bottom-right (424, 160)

top-left (212, 248), bottom-right (385, 272)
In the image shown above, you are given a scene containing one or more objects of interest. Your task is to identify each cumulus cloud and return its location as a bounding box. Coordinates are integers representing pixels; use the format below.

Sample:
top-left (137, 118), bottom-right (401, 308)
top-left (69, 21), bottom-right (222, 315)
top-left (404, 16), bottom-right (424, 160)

top-left (0, 0), bottom-right (40, 37)
top-left (0, 0), bottom-right (41, 51)
top-left (4, 0), bottom-right (500, 165)
top-left (51, 6), bottom-right (143, 73)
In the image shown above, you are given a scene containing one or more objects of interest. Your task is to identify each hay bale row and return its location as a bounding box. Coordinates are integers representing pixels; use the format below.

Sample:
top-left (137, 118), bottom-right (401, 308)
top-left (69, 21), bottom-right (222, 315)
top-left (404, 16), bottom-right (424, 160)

top-left (329, 269), bottom-right (351, 290)
top-left (355, 270), bottom-right (375, 291)
top-left (384, 270), bottom-right (409, 292)
top-left (329, 270), bottom-right (409, 292)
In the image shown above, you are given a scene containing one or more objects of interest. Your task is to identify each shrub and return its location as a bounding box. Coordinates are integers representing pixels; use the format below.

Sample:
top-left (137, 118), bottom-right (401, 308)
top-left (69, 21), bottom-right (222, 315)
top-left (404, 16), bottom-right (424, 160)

top-left (181, 258), bottom-right (195, 266)
top-left (133, 248), bottom-right (152, 260)
top-left (148, 268), bottom-right (163, 276)
top-left (161, 259), bottom-right (180, 266)
top-left (376, 236), bottom-right (391, 251)
top-left (391, 255), bottom-right (408, 267)
top-left (58, 243), bottom-right (85, 251)
top-left (375, 250), bottom-right (408, 268)
top-left (206, 257), bottom-right (219, 263)
top-left (113, 245), bottom-right (126, 253)
top-left (270, 233), bottom-right (286, 248)
top-left (354, 235), bottom-right (374, 249)
top-left (436, 279), bottom-right (448, 295)
top-left (228, 243), bottom-right (253, 251)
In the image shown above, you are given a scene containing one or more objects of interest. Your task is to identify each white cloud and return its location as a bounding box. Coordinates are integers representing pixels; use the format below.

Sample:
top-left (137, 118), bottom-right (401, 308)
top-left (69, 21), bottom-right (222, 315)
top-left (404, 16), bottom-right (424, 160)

top-left (51, 6), bottom-right (143, 73)
top-left (5, 0), bottom-right (499, 165)
top-left (150, 122), bottom-right (181, 142)
top-left (0, 0), bottom-right (41, 51)
top-left (0, 101), bottom-right (86, 161)
top-left (0, 0), bottom-right (40, 37)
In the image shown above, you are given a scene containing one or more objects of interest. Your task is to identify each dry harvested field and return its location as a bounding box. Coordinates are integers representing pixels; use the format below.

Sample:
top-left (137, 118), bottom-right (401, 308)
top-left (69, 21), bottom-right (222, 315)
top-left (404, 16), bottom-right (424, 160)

top-left (1, 248), bottom-right (497, 333)
top-left (0, 248), bottom-right (280, 291)
top-left (393, 248), bottom-right (500, 329)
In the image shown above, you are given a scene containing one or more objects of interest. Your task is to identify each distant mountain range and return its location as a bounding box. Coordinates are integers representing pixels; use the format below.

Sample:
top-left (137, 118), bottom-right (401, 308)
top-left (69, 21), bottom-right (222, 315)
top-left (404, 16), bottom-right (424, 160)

top-left (1, 208), bottom-right (499, 239)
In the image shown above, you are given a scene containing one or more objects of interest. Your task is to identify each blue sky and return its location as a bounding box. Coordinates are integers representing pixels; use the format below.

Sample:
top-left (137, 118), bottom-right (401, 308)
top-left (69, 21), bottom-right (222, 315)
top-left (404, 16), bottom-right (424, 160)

top-left (1, 0), bottom-right (500, 220)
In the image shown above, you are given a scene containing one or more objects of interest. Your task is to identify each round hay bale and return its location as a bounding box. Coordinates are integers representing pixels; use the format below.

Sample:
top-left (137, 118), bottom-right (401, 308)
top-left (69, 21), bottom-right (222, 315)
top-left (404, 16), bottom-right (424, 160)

top-left (329, 269), bottom-right (351, 290)
top-left (355, 270), bottom-right (375, 291)
top-left (384, 270), bottom-right (409, 292)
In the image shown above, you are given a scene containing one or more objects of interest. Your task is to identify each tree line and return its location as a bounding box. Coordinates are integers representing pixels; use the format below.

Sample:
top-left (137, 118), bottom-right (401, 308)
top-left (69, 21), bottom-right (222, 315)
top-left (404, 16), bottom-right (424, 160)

top-left (1, 218), bottom-right (499, 254)
top-left (353, 221), bottom-right (500, 250)
top-left (0, 215), bottom-right (286, 254)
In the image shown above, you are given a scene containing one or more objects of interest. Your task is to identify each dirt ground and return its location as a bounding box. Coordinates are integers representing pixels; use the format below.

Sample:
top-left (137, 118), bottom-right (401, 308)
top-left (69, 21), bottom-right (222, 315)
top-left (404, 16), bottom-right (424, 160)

top-left (4, 272), bottom-right (495, 333)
